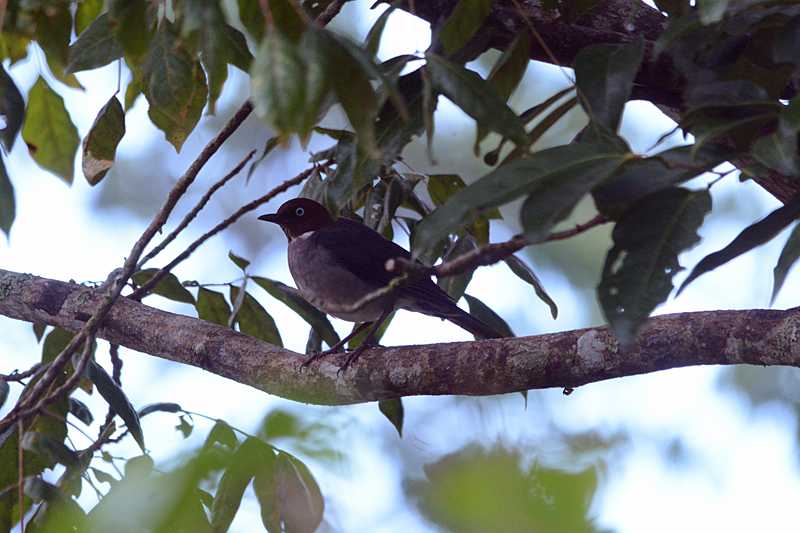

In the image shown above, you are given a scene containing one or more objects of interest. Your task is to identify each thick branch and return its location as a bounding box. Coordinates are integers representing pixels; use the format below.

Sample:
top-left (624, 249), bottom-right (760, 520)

top-left (2, 269), bottom-right (798, 406)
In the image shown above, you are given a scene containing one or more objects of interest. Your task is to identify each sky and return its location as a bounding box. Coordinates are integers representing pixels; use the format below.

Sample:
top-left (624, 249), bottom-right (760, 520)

top-left (3, 2), bottom-right (800, 532)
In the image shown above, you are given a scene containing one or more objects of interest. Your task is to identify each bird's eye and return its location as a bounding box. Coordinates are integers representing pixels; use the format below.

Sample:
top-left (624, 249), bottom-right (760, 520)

top-left (295, 207), bottom-right (305, 217)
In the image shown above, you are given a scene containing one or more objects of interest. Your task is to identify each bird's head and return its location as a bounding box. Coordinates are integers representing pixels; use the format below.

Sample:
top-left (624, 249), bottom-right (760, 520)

top-left (258, 198), bottom-right (335, 240)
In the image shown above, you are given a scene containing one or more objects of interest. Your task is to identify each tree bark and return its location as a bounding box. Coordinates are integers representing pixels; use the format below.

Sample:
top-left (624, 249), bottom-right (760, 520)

top-left (2, 269), bottom-right (798, 406)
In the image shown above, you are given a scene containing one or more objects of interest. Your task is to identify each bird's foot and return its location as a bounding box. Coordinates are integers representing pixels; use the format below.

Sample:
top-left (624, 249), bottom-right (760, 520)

top-left (300, 347), bottom-right (340, 368)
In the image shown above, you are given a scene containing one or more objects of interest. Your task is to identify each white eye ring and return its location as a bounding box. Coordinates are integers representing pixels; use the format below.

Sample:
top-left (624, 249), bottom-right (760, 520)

top-left (295, 207), bottom-right (305, 216)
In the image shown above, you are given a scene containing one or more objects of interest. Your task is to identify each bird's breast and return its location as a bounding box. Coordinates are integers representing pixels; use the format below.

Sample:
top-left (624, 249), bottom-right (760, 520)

top-left (287, 235), bottom-right (393, 322)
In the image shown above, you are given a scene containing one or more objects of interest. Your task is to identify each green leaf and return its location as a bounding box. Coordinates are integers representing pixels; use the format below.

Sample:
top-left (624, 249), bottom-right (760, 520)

top-left (412, 143), bottom-right (627, 255)
top-left (41, 328), bottom-right (74, 363)
top-left (66, 13), bottom-right (123, 75)
top-left (599, 188), bottom-right (712, 351)
top-left (463, 294), bottom-right (514, 337)
top-left (82, 96), bottom-right (126, 185)
top-left (475, 31), bottom-right (531, 153)
top-left (519, 150), bottom-right (628, 243)
top-left (772, 223), bottom-right (800, 305)
top-left (0, 64), bottom-right (24, 151)
top-left (30, 5), bottom-right (73, 77)
top-left (211, 437), bottom-right (272, 532)
top-left (316, 29), bottom-right (382, 157)
top-left (224, 25), bottom-right (255, 72)
top-left (138, 402), bottom-right (183, 417)
top-left (229, 287), bottom-right (283, 346)
top-left (0, 378), bottom-right (8, 409)
top-left (573, 38), bottom-right (644, 133)
top-left (21, 432), bottom-right (82, 470)
top-left (204, 419), bottom-right (239, 451)
top-left (379, 398), bottom-right (404, 438)
top-left (504, 255), bottom-right (557, 319)
top-left (438, 234), bottom-right (477, 301)
top-left (0, 157), bottom-right (14, 238)
top-left (175, 0), bottom-right (233, 114)
top-left (108, 0), bottom-right (154, 64)
top-left (425, 53), bottom-right (528, 147)
top-left (196, 287), bottom-right (232, 327)
top-left (365, 1), bottom-right (401, 55)
top-left (593, 143), bottom-right (733, 218)
top-left (84, 359), bottom-right (145, 452)
top-left (75, 0), bottom-right (105, 35)
top-left (251, 28), bottom-right (330, 145)
top-left (142, 23), bottom-right (207, 151)
top-left (268, 453), bottom-right (324, 533)
top-left (752, 96), bottom-right (800, 177)
top-left (228, 250), bottom-right (251, 271)
top-left (252, 276), bottom-right (341, 348)
top-left (773, 14), bottom-right (800, 66)
top-left (68, 397), bottom-right (94, 425)
top-left (438, 0), bottom-right (499, 57)
top-left (237, 0), bottom-right (266, 42)
top-left (132, 269), bottom-right (196, 304)
top-left (21, 77), bottom-right (80, 185)
top-left (697, 0), bottom-right (729, 25)
top-left (679, 193), bottom-right (800, 295)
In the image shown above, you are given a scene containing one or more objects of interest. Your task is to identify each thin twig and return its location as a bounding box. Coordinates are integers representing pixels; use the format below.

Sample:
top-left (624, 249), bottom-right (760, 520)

top-left (0, 101), bottom-right (255, 435)
top-left (389, 214), bottom-right (610, 281)
top-left (1, 363), bottom-right (41, 382)
top-left (130, 163), bottom-right (329, 301)
top-left (315, 0), bottom-right (348, 27)
top-left (138, 150), bottom-right (257, 268)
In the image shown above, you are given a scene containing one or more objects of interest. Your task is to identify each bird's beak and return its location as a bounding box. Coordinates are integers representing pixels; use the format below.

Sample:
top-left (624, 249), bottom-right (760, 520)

top-left (258, 213), bottom-right (281, 224)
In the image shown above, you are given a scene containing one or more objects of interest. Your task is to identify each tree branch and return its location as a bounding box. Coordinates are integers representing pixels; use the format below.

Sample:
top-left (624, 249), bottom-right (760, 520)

top-left (2, 269), bottom-right (798, 406)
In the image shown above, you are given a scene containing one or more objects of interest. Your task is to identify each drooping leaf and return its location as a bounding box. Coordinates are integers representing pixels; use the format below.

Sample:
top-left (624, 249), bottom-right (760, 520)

top-left (196, 287), bottom-right (232, 327)
top-left (204, 419), bottom-right (239, 451)
top-left (132, 269), bottom-right (196, 304)
top-left (599, 188), bottom-right (712, 351)
top-left (142, 23), bottom-right (208, 152)
top-left (315, 29), bottom-right (382, 157)
top-left (175, 0), bottom-right (234, 113)
top-left (573, 38), bottom-right (645, 133)
top-left (75, 0), bottom-right (105, 35)
top-left (463, 294), bottom-right (515, 338)
top-left (0, 64), bottom-right (24, 151)
top-left (679, 193), bottom-right (800, 295)
top-left (0, 157), bottom-right (14, 238)
top-left (438, 234), bottom-right (478, 301)
top-left (269, 453), bottom-right (324, 533)
top-left (211, 437), bottom-right (273, 532)
top-left (83, 359), bottom-right (145, 452)
top-left (772, 223), bottom-right (800, 305)
top-left (379, 398), bottom-right (404, 438)
top-left (21, 432), bottom-right (82, 470)
top-left (252, 276), bottom-right (341, 348)
top-left (593, 143), bottom-right (734, 218)
top-left (425, 53), bottom-right (528, 148)
top-left (475, 30), bottom-right (531, 153)
top-left (21, 77), bottom-right (80, 185)
top-left (438, 0), bottom-right (499, 58)
top-left (0, 378), bottom-right (8, 409)
top-left (108, 0), bottom-right (154, 64)
top-left (251, 28), bottom-right (330, 145)
top-left (138, 402), bottom-right (183, 417)
top-left (752, 96), bottom-right (800, 178)
top-left (504, 254), bottom-right (557, 319)
top-left (412, 143), bottom-right (628, 255)
top-left (366, 1), bottom-right (402, 55)
top-left (228, 250), bottom-right (251, 271)
top-left (66, 13), bottom-right (123, 75)
top-left (82, 96), bottom-right (126, 185)
top-left (519, 153), bottom-right (629, 243)
top-left (68, 397), bottom-right (94, 425)
top-left (229, 286), bottom-right (283, 347)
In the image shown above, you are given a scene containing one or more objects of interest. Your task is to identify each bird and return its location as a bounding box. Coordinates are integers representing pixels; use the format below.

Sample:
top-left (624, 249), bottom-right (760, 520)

top-left (258, 198), bottom-right (506, 369)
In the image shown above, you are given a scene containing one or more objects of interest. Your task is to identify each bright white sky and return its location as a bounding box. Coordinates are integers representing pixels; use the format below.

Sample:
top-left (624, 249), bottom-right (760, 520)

top-left (3, 3), bottom-right (800, 533)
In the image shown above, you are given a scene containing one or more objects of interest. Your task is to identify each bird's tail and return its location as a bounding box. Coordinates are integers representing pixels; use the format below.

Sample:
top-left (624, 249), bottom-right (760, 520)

top-left (446, 307), bottom-right (508, 339)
